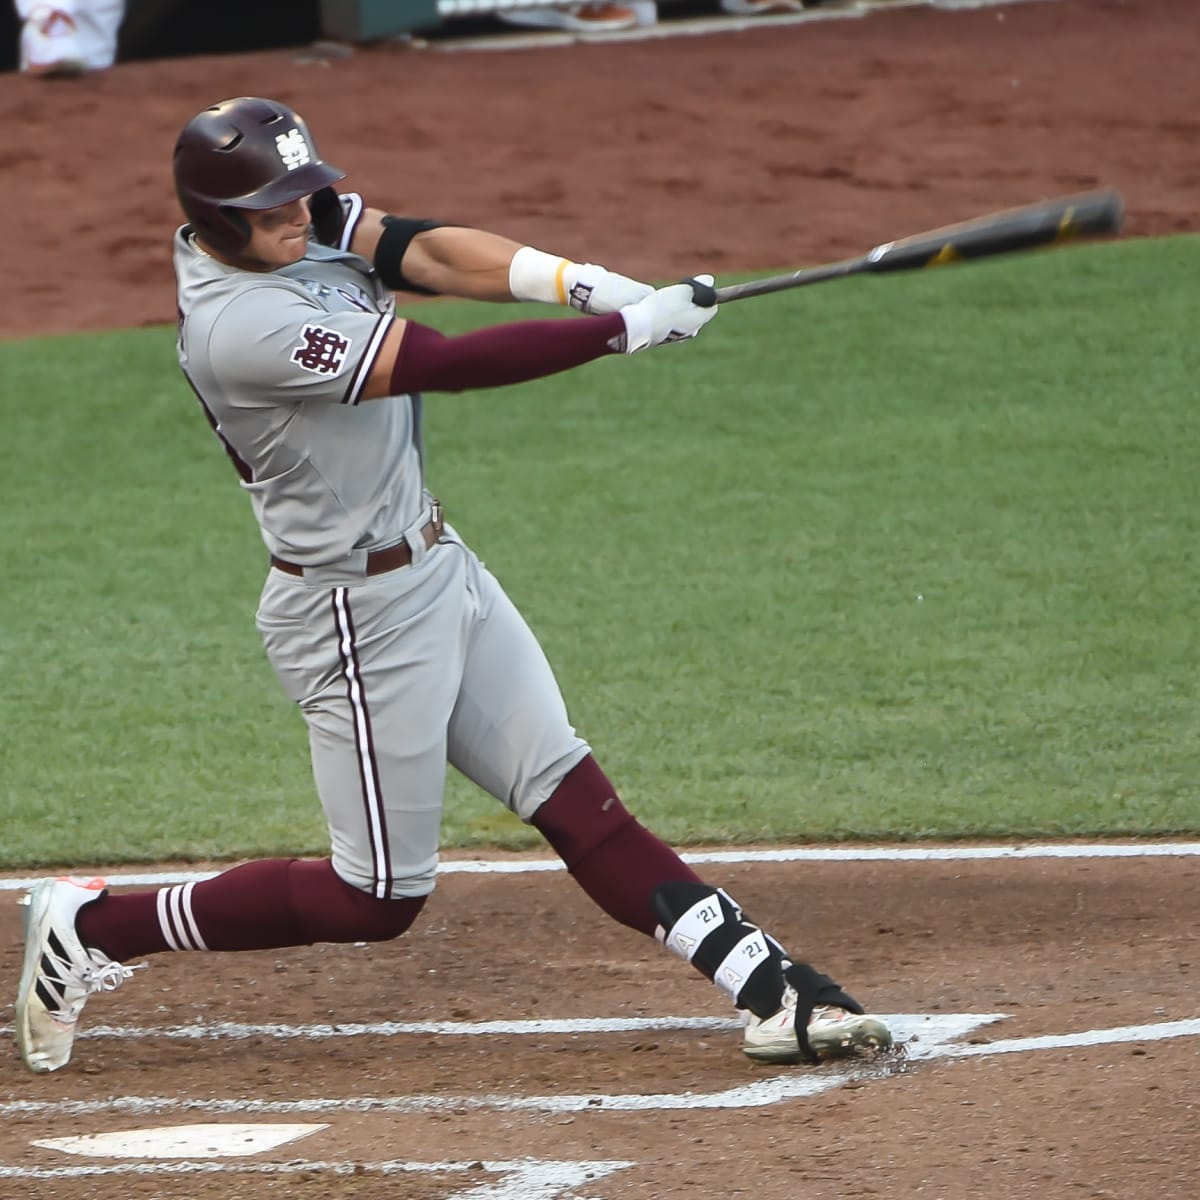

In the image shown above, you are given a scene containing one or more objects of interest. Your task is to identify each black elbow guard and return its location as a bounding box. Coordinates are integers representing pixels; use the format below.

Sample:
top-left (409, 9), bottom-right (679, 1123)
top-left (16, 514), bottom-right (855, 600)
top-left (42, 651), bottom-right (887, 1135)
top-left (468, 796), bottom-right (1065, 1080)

top-left (376, 215), bottom-right (445, 294)
top-left (310, 187), bottom-right (347, 248)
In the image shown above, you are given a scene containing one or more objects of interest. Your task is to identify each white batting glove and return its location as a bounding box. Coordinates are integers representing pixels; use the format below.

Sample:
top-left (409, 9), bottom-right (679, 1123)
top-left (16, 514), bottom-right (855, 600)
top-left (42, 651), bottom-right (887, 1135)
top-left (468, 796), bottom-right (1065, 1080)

top-left (563, 263), bottom-right (654, 314)
top-left (508, 246), bottom-right (653, 312)
top-left (619, 274), bottom-right (718, 354)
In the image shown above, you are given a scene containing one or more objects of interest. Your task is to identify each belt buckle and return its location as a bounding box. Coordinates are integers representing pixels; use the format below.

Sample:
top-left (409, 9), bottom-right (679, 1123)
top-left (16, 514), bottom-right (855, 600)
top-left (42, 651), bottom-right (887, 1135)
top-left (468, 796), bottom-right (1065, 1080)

top-left (430, 498), bottom-right (444, 537)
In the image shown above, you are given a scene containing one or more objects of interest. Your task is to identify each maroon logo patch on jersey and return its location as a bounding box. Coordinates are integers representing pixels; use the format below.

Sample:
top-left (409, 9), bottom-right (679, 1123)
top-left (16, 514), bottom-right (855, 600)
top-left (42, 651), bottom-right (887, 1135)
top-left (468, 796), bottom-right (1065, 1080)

top-left (291, 324), bottom-right (353, 375)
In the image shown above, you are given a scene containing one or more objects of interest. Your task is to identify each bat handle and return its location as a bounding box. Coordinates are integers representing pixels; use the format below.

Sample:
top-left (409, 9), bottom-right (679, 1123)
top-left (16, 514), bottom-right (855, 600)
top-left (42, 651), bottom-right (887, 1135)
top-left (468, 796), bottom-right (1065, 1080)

top-left (683, 277), bottom-right (719, 308)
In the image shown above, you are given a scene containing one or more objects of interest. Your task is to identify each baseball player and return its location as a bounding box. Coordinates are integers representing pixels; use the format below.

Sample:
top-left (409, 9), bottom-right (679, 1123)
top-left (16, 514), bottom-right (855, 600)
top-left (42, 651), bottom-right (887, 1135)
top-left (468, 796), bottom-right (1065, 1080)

top-left (15, 97), bottom-right (892, 1074)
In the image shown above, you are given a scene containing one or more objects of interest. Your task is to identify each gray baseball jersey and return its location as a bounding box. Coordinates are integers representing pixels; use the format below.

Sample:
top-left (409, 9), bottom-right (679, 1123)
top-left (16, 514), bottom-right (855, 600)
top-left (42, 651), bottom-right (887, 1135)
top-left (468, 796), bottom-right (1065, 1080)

top-left (175, 196), bottom-right (418, 566)
top-left (175, 205), bottom-right (589, 898)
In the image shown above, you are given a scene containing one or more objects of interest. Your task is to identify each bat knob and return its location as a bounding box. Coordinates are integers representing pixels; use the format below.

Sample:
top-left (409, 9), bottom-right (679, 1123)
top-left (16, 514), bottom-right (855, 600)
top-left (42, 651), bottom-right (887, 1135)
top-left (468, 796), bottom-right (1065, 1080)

top-left (683, 276), bottom-right (718, 308)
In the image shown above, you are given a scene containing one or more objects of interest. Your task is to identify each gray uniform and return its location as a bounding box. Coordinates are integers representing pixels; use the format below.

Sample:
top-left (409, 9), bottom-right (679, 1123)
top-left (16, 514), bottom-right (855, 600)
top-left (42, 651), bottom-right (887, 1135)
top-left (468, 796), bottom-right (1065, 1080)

top-left (174, 201), bottom-right (589, 899)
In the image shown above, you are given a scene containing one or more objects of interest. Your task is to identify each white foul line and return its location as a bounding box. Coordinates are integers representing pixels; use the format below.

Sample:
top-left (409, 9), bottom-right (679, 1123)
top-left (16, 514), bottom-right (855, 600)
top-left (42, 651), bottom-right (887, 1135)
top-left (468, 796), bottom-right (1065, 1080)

top-left (2, 841), bottom-right (1196, 892)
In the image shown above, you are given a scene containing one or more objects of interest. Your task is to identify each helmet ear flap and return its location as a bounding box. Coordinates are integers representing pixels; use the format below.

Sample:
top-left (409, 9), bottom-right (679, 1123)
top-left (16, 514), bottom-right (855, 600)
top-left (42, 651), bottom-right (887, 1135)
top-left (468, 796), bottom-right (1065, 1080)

top-left (219, 206), bottom-right (250, 250)
top-left (188, 206), bottom-right (250, 257)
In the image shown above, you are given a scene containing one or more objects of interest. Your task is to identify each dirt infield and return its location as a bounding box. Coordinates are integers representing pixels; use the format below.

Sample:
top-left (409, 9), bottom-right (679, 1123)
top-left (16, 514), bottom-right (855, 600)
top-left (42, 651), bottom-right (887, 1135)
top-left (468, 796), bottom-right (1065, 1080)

top-left (1, 849), bottom-right (1198, 1197)
top-left (2, 0), bottom-right (1199, 340)
top-left (2, 0), bottom-right (1199, 1196)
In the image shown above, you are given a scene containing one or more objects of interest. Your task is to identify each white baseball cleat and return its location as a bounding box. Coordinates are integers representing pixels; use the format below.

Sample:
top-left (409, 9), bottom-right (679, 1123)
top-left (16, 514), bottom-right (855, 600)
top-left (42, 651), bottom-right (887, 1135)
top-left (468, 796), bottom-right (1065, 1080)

top-left (743, 991), bottom-right (894, 1064)
top-left (15, 876), bottom-right (144, 1073)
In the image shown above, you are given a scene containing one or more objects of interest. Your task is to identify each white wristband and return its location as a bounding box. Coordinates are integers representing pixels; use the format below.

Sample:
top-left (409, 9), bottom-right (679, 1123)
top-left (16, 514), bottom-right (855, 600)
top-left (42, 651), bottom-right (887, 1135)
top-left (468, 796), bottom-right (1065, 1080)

top-left (508, 245), bottom-right (573, 305)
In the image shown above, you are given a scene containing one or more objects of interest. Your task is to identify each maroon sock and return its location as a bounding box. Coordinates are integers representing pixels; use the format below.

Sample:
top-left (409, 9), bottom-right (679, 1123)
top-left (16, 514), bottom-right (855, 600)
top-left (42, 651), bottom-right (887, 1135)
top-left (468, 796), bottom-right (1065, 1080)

top-left (531, 755), bottom-right (704, 936)
top-left (75, 858), bottom-right (425, 960)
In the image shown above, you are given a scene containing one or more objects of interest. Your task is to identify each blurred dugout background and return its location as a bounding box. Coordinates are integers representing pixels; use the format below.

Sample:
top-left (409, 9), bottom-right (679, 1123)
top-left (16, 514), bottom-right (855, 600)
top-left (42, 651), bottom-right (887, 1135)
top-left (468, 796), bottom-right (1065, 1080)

top-left (1, 0), bottom-right (859, 73)
top-left (2, 0), bottom-right (323, 71)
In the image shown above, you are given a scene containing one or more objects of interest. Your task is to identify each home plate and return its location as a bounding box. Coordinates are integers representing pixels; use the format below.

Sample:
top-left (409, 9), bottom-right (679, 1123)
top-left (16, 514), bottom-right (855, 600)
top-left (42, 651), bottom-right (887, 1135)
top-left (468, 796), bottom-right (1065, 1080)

top-left (32, 1123), bottom-right (327, 1158)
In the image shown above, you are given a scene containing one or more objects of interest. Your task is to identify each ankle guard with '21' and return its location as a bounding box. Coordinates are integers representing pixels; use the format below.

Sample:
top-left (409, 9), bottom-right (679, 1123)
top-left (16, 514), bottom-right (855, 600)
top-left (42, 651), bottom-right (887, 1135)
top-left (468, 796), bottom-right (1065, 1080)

top-left (651, 882), bottom-right (789, 1019)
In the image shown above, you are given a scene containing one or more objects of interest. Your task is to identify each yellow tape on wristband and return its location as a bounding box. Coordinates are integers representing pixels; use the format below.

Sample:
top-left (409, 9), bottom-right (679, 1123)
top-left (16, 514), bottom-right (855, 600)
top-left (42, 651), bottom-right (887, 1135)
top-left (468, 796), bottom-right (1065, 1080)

top-left (554, 257), bottom-right (570, 306)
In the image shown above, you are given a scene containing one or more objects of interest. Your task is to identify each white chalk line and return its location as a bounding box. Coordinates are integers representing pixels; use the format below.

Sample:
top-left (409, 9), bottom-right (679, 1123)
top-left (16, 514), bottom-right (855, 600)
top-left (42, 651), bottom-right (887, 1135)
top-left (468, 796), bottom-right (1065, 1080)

top-left (2, 1014), bottom-right (1196, 1184)
top-left (0, 1014), bottom-right (993, 1121)
top-left (939, 1018), bottom-right (1200, 1059)
top-left (0, 1156), bottom-right (634, 1194)
top-left (0, 1015), bottom-right (740, 1043)
top-left (2, 840), bottom-right (1197, 892)
top-left (3, 1015), bottom-right (1197, 1124)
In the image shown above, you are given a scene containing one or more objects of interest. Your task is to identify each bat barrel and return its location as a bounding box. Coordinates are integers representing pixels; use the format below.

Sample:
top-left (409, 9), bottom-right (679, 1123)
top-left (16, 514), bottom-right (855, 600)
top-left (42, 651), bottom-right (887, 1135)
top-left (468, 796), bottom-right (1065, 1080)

top-left (866, 188), bottom-right (1124, 274)
top-left (702, 188), bottom-right (1125, 306)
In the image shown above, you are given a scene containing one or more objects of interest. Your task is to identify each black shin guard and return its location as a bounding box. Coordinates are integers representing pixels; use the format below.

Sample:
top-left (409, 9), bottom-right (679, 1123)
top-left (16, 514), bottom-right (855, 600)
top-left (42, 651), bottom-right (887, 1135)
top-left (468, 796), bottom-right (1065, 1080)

top-left (651, 882), bottom-right (865, 1058)
top-left (651, 881), bottom-right (789, 1018)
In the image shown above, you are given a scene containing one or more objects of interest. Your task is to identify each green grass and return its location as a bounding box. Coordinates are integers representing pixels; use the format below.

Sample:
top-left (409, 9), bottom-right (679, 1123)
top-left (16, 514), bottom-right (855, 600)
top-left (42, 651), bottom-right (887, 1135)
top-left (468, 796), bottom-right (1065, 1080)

top-left (2, 236), bottom-right (1198, 868)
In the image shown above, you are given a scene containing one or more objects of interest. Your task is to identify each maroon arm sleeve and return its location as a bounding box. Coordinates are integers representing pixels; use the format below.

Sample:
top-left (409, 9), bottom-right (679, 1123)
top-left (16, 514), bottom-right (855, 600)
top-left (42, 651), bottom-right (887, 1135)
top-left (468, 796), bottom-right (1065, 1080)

top-left (389, 313), bottom-right (627, 395)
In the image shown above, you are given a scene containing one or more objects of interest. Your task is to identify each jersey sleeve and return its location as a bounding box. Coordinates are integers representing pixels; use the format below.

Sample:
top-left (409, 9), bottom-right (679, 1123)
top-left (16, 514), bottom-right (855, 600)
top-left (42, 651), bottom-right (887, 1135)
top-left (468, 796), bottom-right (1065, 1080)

top-left (208, 286), bottom-right (393, 408)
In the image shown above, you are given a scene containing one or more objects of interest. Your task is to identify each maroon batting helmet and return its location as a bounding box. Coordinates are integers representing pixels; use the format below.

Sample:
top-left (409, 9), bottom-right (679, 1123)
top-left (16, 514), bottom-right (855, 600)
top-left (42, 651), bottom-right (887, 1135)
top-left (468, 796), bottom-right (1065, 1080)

top-left (173, 96), bottom-right (345, 256)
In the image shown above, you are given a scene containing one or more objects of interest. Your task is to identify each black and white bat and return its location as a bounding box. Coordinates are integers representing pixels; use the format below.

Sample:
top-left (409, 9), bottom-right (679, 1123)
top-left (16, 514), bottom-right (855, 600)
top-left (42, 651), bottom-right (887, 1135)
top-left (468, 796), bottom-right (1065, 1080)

top-left (688, 188), bottom-right (1125, 305)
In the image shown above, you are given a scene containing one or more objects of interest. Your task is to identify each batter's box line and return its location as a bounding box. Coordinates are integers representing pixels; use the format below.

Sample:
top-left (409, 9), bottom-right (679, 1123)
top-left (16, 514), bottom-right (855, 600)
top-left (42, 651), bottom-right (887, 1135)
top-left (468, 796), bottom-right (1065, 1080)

top-left (3, 840), bottom-right (1199, 892)
top-left (0, 1015), bottom-right (997, 1119)
top-left (2, 1015), bottom-right (1198, 1120)
top-left (0, 1156), bottom-right (635, 1196)
top-left (0, 1014), bottom-right (742, 1043)
top-left (0, 1011), bottom-right (984, 1047)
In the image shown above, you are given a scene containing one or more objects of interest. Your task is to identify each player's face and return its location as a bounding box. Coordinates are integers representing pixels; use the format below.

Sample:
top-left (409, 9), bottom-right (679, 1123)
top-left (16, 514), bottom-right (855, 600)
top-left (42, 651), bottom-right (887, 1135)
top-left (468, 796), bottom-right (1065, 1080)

top-left (242, 196), bottom-right (312, 268)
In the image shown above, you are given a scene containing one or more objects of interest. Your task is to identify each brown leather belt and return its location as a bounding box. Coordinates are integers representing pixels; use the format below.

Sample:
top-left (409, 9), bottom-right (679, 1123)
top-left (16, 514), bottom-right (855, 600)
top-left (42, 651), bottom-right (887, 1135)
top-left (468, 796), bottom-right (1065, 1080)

top-left (271, 503), bottom-right (444, 578)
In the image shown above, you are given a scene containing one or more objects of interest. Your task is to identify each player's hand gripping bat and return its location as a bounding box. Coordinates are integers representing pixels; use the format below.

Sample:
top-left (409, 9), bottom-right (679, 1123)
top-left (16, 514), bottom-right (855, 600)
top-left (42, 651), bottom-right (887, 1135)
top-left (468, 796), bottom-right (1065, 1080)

top-left (687, 188), bottom-right (1125, 306)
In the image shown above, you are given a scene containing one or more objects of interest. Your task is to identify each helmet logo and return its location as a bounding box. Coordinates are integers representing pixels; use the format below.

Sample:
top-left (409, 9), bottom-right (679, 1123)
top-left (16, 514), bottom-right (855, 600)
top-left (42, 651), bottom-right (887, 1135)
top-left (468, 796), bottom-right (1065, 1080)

top-left (275, 128), bottom-right (312, 171)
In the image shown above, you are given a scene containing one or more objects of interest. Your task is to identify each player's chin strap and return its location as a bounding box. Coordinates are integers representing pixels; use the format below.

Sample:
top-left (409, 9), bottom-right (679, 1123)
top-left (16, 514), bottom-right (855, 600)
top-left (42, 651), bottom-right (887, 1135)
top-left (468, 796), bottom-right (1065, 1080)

top-left (651, 882), bottom-right (863, 1064)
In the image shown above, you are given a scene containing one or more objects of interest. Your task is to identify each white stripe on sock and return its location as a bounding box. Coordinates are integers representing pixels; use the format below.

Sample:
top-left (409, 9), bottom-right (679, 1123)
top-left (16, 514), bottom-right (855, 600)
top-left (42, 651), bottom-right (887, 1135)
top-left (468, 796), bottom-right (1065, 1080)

top-left (156, 888), bottom-right (183, 951)
top-left (177, 881), bottom-right (208, 951)
top-left (167, 885), bottom-right (199, 951)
